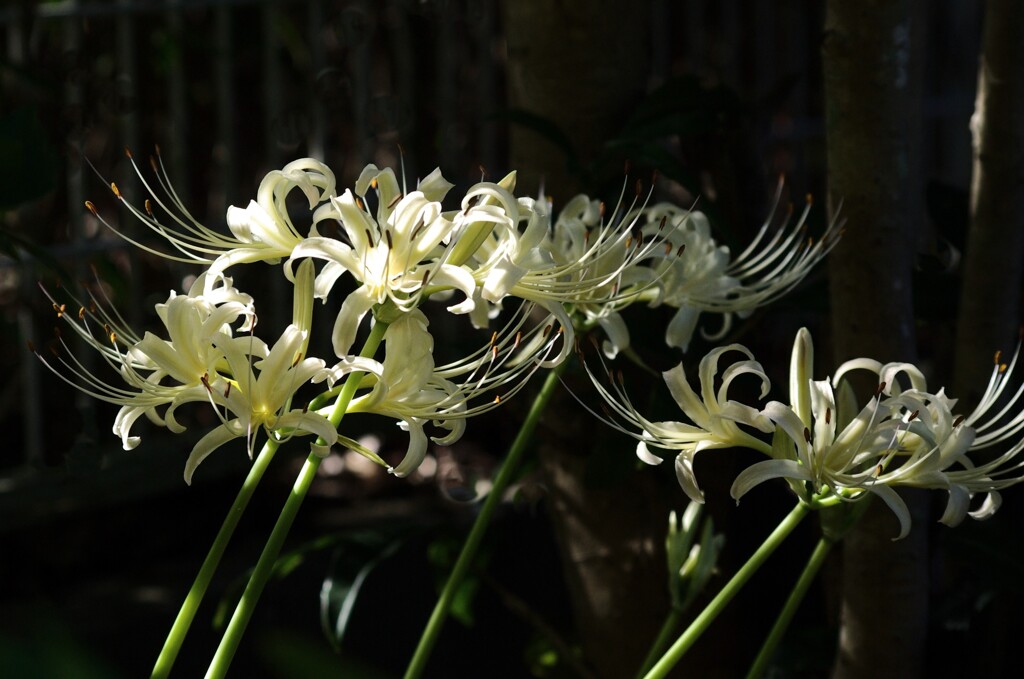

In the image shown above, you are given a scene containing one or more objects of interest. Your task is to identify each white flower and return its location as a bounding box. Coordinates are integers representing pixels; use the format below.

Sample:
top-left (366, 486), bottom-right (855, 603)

top-left (639, 190), bottom-right (842, 352)
top-left (285, 165), bottom-right (478, 357)
top-left (583, 343), bottom-right (774, 503)
top-left (730, 329), bottom-right (1024, 539)
top-left (93, 154), bottom-right (336, 285)
top-left (36, 273), bottom-right (254, 451)
top-left (183, 324), bottom-right (334, 484)
top-left (316, 304), bottom-right (563, 477)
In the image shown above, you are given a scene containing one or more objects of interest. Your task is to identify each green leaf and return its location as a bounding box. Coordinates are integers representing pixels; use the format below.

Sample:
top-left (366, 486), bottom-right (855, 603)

top-left (319, 532), bottom-right (404, 649)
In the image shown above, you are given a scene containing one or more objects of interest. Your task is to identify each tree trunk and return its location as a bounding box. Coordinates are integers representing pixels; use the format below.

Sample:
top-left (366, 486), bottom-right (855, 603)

top-left (503, 4), bottom-right (665, 676)
top-left (823, 2), bottom-right (929, 677)
top-left (503, 0), bottom-right (650, 203)
top-left (953, 0), bottom-right (1024, 406)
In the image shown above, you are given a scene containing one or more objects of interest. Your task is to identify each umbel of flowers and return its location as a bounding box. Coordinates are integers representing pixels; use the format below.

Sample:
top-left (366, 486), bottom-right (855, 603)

top-left (36, 151), bottom-right (857, 677)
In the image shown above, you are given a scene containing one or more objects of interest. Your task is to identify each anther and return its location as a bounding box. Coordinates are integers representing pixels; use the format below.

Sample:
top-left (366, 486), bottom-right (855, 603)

top-left (27, 340), bottom-right (36, 353)
top-left (876, 381), bottom-right (887, 396)
top-left (292, 351), bottom-right (303, 368)
top-left (124, 146), bottom-right (133, 159)
top-left (659, 215), bottom-right (667, 232)
top-left (805, 193), bottom-right (813, 205)
top-left (490, 331), bottom-right (498, 346)
top-left (635, 179), bottom-right (643, 197)
top-left (676, 244), bottom-right (686, 257)
top-left (421, 270), bottom-right (430, 287)
top-left (493, 394), bottom-right (502, 404)
top-left (201, 373), bottom-right (211, 391)
top-left (385, 230), bottom-right (394, 249)
top-left (909, 410), bottom-right (919, 422)
top-left (999, 363), bottom-right (1008, 374)
top-left (149, 156), bottom-right (158, 173)
top-left (994, 350), bottom-right (1002, 365)
top-left (953, 415), bottom-right (965, 427)
top-left (144, 199), bottom-right (154, 217)
top-left (664, 242), bottom-right (672, 256)
top-left (108, 330), bottom-right (117, 343)
top-left (224, 382), bottom-right (232, 398)
top-left (514, 331), bottom-right (522, 349)
top-left (154, 143), bottom-right (162, 157)
top-left (543, 324), bottom-right (552, 337)
top-left (825, 407), bottom-right (831, 425)
top-left (84, 200), bottom-right (98, 216)
top-left (78, 306), bottom-right (86, 320)
top-left (370, 178), bottom-right (378, 189)
top-left (803, 427), bottom-right (811, 443)
top-left (387, 192), bottom-right (403, 210)
top-left (599, 202), bottom-right (606, 218)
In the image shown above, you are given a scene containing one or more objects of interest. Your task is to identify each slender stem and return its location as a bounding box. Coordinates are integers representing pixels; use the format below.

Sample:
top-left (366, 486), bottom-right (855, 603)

top-left (205, 320), bottom-right (389, 679)
top-left (635, 609), bottom-right (684, 679)
top-left (745, 536), bottom-right (834, 679)
top-left (642, 503), bottom-right (810, 679)
top-left (404, 360), bottom-right (568, 679)
top-left (151, 438), bottom-right (280, 679)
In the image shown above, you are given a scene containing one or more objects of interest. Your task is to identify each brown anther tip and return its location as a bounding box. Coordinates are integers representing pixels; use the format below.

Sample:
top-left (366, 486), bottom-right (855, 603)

top-left (676, 244), bottom-right (686, 257)
top-left (599, 202), bottom-right (606, 218)
top-left (387, 192), bottom-right (403, 210)
top-left (805, 193), bottom-right (813, 205)
top-left (543, 324), bottom-right (553, 337)
top-left (659, 215), bottom-right (667, 231)
top-left (110, 182), bottom-right (122, 199)
top-left (514, 331), bottom-right (522, 348)
top-left (623, 159), bottom-right (631, 175)
top-left (384, 230), bottom-right (394, 249)
top-left (78, 306), bottom-right (85, 320)
top-left (149, 156), bottom-right (158, 172)
top-left (84, 200), bottom-right (98, 215)
top-left (27, 340), bottom-right (36, 353)
top-left (154, 143), bottom-right (162, 156)
top-left (108, 331), bottom-right (117, 343)
top-left (953, 415), bottom-right (965, 427)
top-left (224, 382), bottom-right (232, 397)
top-left (803, 427), bottom-right (811, 442)
top-left (489, 331), bottom-right (498, 346)
top-left (144, 199), bottom-right (153, 216)
top-left (825, 407), bottom-right (831, 424)
top-left (124, 146), bottom-right (133, 159)
top-left (302, 403), bottom-right (308, 414)
top-left (557, 326), bottom-right (564, 334)
top-left (635, 179), bottom-right (643, 197)
top-left (909, 410), bottom-right (919, 422)
top-left (876, 381), bottom-right (887, 396)
top-left (651, 169), bottom-right (659, 185)
top-left (994, 350), bottom-right (1002, 365)
top-left (664, 242), bottom-right (672, 256)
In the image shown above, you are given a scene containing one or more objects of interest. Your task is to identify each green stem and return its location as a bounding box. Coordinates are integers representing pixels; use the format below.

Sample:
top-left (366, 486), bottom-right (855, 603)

top-left (745, 536), bottom-right (834, 679)
top-left (205, 320), bottom-right (389, 679)
top-left (635, 609), bottom-right (684, 679)
top-left (642, 502), bottom-right (810, 679)
top-left (151, 438), bottom-right (280, 679)
top-left (403, 360), bottom-right (568, 679)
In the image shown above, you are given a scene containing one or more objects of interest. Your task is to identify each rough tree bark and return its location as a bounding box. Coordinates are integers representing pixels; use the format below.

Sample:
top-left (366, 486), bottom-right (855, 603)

top-left (953, 0), bottom-right (1024, 404)
top-left (823, 2), bottom-right (929, 678)
top-left (503, 3), bottom-right (668, 677)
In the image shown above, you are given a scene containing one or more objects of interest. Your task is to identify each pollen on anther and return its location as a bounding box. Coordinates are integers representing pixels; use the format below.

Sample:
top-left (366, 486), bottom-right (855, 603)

top-left (27, 340), bottom-right (36, 353)
top-left (494, 394), bottom-right (502, 404)
top-left (489, 331), bottom-right (498, 346)
top-left (110, 182), bottom-right (122, 199)
top-left (994, 350), bottom-right (1002, 365)
top-left (803, 427), bottom-right (811, 442)
top-left (999, 363), bottom-right (1008, 374)
top-left (876, 381), bottom-right (887, 396)
top-left (85, 201), bottom-right (98, 216)
top-left (909, 410), bottom-right (919, 422)
top-left (108, 330), bottom-right (117, 343)
top-left (144, 199), bottom-right (154, 217)
top-left (825, 407), bottom-right (831, 425)
top-left (78, 306), bottom-right (86, 320)
top-left (124, 146), bottom-right (133, 159)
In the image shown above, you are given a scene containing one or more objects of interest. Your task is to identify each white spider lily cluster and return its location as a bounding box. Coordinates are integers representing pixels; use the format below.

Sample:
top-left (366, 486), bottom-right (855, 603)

top-left (45, 153), bottom-right (833, 486)
top-left (594, 326), bottom-right (1024, 538)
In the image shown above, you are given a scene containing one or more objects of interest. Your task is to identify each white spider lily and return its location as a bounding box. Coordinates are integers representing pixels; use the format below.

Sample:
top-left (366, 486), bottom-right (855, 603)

top-left (35, 274), bottom-right (254, 451)
top-left (183, 324), bottom-right (333, 484)
top-left (88, 152), bottom-right (336, 286)
top-left (640, 192), bottom-right (842, 352)
top-left (581, 343), bottom-right (774, 503)
top-left (462, 179), bottom-right (672, 363)
top-left (286, 166), bottom-right (478, 357)
top-left (316, 305), bottom-right (564, 476)
top-left (730, 329), bottom-right (1024, 539)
